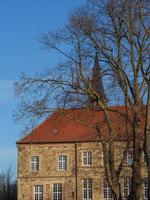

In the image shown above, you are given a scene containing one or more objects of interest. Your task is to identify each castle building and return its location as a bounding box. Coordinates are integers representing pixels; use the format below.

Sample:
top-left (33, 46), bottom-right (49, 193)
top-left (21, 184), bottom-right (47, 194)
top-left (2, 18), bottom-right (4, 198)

top-left (17, 53), bottom-right (148, 200)
top-left (17, 107), bottom-right (148, 200)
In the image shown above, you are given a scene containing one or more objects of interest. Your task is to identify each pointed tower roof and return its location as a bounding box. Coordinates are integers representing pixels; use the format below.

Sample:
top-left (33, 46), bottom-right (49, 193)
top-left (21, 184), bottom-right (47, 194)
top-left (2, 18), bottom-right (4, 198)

top-left (90, 51), bottom-right (106, 106)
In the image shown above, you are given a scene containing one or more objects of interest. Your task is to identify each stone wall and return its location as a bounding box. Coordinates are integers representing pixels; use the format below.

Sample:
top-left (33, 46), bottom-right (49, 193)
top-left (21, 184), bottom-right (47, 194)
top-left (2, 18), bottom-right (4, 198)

top-left (17, 142), bottom-right (147, 200)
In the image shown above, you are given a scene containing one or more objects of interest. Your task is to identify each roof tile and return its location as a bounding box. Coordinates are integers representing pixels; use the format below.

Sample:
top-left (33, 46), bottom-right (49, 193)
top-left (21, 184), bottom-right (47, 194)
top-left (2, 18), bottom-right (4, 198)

top-left (17, 106), bottom-right (145, 144)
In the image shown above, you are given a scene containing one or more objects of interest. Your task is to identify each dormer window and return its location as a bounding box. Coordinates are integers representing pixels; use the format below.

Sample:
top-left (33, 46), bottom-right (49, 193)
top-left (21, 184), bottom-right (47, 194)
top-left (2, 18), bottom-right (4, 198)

top-left (53, 128), bottom-right (58, 134)
top-left (31, 156), bottom-right (39, 171)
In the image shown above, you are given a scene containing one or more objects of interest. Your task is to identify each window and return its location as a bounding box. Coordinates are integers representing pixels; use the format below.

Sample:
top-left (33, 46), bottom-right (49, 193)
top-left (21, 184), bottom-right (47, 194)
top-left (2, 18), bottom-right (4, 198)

top-left (143, 177), bottom-right (148, 199)
top-left (31, 156), bottom-right (39, 171)
top-left (125, 150), bottom-right (133, 165)
top-left (34, 185), bottom-right (43, 200)
top-left (123, 177), bottom-right (131, 198)
top-left (83, 178), bottom-right (92, 200)
top-left (103, 179), bottom-right (112, 199)
top-left (53, 183), bottom-right (62, 200)
top-left (58, 155), bottom-right (67, 170)
top-left (82, 151), bottom-right (92, 166)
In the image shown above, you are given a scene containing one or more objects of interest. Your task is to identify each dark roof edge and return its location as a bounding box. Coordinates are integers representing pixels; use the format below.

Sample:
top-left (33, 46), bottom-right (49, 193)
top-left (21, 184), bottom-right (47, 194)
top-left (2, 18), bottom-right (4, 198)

top-left (16, 139), bottom-right (132, 145)
top-left (16, 140), bottom-right (98, 145)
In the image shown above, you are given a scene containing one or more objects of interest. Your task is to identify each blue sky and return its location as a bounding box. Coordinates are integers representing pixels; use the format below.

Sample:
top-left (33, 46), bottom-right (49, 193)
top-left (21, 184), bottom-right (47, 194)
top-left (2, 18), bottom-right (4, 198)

top-left (0, 0), bottom-right (85, 173)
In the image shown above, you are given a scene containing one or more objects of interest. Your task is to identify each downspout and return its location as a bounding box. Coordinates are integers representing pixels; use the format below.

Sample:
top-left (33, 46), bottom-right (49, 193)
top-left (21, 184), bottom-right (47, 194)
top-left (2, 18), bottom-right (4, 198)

top-left (74, 143), bottom-right (78, 200)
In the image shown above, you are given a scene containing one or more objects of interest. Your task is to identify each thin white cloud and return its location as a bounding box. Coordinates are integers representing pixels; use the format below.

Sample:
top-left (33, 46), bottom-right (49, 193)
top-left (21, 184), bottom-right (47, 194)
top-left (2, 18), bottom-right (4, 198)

top-left (0, 80), bottom-right (15, 102)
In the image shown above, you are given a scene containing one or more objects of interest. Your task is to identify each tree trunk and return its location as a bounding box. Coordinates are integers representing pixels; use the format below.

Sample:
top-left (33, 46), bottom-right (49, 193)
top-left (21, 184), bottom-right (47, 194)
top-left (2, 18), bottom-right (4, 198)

top-left (129, 104), bottom-right (142, 200)
top-left (112, 182), bottom-right (122, 200)
top-left (148, 167), bottom-right (150, 200)
top-left (102, 143), bottom-right (123, 200)
top-left (144, 88), bottom-right (150, 200)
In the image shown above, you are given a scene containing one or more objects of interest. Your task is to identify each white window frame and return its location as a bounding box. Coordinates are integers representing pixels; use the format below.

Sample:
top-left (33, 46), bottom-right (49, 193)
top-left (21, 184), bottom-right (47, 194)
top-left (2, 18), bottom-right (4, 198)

top-left (123, 177), bottom-right (131, 199)
top-left (103, 178), bottom-right (113, 200)
top-left (52, 183), bottom-right (62, 200)
top-left (83, 178), bottom-right (92, 200)
top-left (82, 151), bottom-right (92, 166)
top-left (31, 156), bottom-right (39, 171)
top-left (34, 185), bottom-right (43, 200)
top-left (125, 150), bottom-right (133, 165)
top-left (143, 177), bottom-right (148, 200)
top-left (58, 155), bottom-right (67, 171)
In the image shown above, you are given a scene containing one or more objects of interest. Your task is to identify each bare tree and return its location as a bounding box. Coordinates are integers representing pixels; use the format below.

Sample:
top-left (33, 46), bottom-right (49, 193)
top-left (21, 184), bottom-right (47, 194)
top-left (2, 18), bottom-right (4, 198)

top-left (63, 0), bottom-right (149, 199)
top-left (144, 86), bottom-right (150, 198)
top-left (0, 167), bottom-right (17, 200)
top-left (14, 0), bottom-right (150, 199)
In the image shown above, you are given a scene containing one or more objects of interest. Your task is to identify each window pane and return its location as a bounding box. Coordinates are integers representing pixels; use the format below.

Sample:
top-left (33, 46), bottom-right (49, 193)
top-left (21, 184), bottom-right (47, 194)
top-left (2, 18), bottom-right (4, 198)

top-left (83, 179), bottom-right (92, 199)
top-left (103, 178), bottom-right (112, 199)
top-left (126, 151), bottom-right (133, 165)
top-left (34, 185), bottom-right (43, 200)
top-left (144, 177), bottom-right (148, 199)
top-left (83, 152), bottom-right (92, 166)
top-left (58, 155), bottom-right (67, 170)
top-left (31, 156), bottom-right (39, 171)
top-left (123, 178), bottom-right (131, 198)
top-left (53, 183), bottom-right (62, 200)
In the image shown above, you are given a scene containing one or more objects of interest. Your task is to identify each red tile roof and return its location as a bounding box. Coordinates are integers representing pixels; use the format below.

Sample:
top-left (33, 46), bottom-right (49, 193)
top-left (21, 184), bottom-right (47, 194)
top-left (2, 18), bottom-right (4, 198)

top-left (17, 106), bottom-right (145, 144)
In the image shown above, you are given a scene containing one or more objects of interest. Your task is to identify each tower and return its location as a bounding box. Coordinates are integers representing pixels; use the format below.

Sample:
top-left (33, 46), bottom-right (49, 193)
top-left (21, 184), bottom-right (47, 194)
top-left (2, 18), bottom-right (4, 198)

top-left (89, 51), bottom-right (107, 107)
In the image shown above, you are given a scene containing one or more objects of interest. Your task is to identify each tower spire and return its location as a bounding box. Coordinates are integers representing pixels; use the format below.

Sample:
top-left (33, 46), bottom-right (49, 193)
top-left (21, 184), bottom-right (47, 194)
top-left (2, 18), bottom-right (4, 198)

top-left (89, 51), bottom-right (106, 107)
